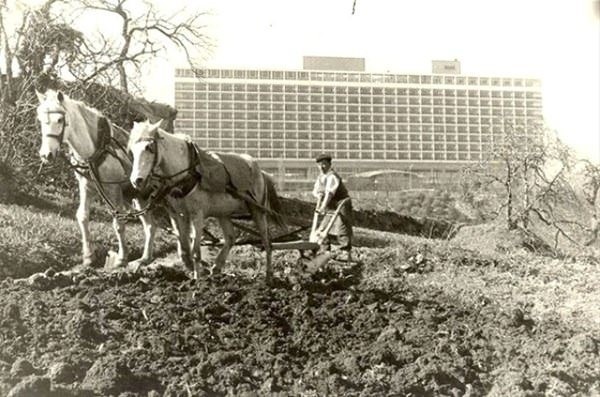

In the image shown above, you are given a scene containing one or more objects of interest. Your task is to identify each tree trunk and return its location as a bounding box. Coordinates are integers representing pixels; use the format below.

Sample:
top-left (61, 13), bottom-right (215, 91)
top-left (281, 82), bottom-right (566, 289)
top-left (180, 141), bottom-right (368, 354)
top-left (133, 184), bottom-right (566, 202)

top-left (522, 162), bottom-right (530, 229)
top-left (0, 9), bottom-right (14, 103)
top-left (506, 160), bottom-right (515, 230)
top-left (117, 62), bottom-right (128, 93)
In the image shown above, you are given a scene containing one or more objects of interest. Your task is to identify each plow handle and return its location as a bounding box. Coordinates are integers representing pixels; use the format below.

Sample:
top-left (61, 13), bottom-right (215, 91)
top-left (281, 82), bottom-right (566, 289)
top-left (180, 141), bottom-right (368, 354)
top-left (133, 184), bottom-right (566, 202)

top-left (309, 197), bottom-right (349, 244)
top-left (309, 195), bottom-right (322, 243)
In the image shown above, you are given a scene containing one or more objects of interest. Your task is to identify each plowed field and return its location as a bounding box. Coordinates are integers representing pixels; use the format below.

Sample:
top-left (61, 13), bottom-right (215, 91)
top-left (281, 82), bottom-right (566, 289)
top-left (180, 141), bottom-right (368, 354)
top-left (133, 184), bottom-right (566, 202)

top-left (1, 239), bottom-right (598, 396)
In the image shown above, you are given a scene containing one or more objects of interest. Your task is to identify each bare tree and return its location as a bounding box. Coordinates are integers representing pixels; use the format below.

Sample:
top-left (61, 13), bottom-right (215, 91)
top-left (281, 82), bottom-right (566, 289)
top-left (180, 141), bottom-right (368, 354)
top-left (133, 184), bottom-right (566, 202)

top-left (64, 0), bottom-right (213, 93)
top-left (0, 0), bottom-right (25, 103)
top-left (17, 1), bottom-right (83, 76)
top-left (581, 160), bottom-right (600, 245)
top-left (462, 121), bottom-right (581, 247)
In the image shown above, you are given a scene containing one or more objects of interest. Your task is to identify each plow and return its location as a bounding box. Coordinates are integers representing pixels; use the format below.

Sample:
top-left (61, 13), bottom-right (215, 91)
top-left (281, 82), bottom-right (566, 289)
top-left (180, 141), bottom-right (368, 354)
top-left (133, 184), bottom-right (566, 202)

top-left (197, 196), bottom-right (352, 269)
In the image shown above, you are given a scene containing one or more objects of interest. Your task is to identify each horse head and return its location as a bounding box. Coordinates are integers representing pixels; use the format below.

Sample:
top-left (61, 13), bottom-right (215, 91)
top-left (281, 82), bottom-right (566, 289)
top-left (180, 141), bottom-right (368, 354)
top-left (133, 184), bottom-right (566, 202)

top-left (128, 119), bottom-right (163, 190)
top-left (36, 89), bottom-right (69, 163)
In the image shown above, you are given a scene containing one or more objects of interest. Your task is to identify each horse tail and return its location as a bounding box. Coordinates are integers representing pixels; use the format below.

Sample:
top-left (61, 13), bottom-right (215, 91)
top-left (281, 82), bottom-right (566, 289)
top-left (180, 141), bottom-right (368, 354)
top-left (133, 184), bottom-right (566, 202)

top-left (262, 171), bottom-right (286, 228)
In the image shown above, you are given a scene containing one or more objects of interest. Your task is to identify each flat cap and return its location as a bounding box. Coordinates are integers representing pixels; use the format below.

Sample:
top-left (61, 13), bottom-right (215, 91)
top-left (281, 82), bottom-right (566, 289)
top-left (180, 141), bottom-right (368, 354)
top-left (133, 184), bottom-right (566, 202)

top-left (315, 153), bottom-right (332, 163)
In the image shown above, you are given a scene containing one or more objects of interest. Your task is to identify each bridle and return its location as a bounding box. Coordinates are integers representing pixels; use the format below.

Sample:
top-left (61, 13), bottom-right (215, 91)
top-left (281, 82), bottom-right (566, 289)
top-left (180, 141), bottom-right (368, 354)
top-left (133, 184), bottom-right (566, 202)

top-left (133, 137), bottom-right (162, 181)
top-left (40, 108), bottom-right (68, 146)
top-left (38, 103), bottom-right (141, 219)
top-left (132, 135), bottom-right (200, 197)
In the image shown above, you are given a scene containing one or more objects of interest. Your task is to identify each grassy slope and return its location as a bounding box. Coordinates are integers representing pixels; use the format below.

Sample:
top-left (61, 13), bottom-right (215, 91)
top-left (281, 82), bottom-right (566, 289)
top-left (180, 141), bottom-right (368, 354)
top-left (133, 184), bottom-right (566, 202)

top-left (0, 202), bottom-right (174, 278)
top-left (354, 230), bottom-right (600, 394)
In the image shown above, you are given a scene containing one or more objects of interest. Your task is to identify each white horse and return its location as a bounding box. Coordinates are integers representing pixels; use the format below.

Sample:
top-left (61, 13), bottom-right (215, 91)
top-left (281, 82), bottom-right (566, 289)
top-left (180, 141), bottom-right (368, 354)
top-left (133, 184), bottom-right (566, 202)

top-left (36, 89), bottom-right (158, 268)
top-left (127, 120), bottom-right (283, 280)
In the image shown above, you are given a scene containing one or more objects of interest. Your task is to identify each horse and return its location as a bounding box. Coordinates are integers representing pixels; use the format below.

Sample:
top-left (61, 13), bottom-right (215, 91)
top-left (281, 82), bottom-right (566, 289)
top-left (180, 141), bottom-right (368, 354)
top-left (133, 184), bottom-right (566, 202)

top-left (127, 119), bottom-right (284, 280)
top-left (36, 89), bottom-right (158, 268)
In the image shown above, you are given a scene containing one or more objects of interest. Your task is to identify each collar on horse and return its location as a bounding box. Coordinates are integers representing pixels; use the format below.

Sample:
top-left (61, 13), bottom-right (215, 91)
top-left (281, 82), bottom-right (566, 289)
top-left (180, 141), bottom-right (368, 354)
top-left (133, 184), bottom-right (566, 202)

top-left (69, 115), bottom-right (134, 218)
top-left (70, 116), bottom-right (129, 176)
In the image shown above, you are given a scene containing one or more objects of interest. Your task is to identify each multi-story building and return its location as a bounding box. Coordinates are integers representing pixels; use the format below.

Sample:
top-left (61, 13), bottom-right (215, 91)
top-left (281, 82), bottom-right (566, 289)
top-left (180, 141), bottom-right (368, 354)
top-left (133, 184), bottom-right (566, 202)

top-left (174, 56), bottom-right (543, 190)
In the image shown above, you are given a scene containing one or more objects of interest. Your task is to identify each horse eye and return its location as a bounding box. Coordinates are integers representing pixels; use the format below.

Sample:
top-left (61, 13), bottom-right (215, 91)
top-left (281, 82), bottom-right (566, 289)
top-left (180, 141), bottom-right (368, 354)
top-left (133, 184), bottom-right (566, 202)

top-left (145, 145), bottom-right (154, 154)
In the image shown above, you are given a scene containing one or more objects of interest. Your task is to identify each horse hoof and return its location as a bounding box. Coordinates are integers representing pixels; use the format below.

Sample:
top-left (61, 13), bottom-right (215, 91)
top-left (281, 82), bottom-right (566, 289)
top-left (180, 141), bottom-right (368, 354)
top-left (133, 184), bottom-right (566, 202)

top-left (129, 257), bottom-right (152, 267)
top-left (128, 262), bottom-right (142, 273)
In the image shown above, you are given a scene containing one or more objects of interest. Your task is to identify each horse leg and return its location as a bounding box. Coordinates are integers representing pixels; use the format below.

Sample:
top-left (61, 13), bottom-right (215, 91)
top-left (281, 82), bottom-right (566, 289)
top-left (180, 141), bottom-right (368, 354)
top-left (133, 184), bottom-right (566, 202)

top-left (75, 174), bottom-right (94, 266)
top-left (108, 186), bottom-right (128, 266)
top-left (190, 213), bottom-right (206, 280)
top-left (111, 216), bottom-right (128, 266)
top-left (214, 218), bottom-right (237, 274)
top-left (170, 212), bottom-right (194, 272)
top-left (129, 199), bottom-right (156, 268)
top-left (251, 209), bottom-right (272, 282)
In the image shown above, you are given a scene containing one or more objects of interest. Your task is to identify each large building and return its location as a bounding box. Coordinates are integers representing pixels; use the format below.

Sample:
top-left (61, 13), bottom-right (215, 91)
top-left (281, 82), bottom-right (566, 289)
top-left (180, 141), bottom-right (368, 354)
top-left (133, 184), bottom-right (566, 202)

top-left (174, 57), bottom-right (543, 190)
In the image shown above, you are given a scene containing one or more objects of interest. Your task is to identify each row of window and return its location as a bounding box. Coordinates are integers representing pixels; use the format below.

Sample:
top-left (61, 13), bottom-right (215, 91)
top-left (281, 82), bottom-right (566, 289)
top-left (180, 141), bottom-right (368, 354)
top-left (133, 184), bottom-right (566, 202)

top-left (188, 146), bottom-right (485, 161)
top-left (178, 107), bottom-right (542, 118)
top-left (190, 140), bottom-right (522, 150)
top-left (197, 139), bottom-right (492, 154)
top-left (177, 118), bottom-right (541, 129)
top-left (175, 121), bottom-right (542, 134)
top-left (178, 125), bottom-right (541, 137)
top-left (180, 130), bottom-right (537, 142)
top-left (176, 69), bottom-right (541, 87)
top-left (176, 83), bottom-right (542, 98)
top-left (176, 94), bottom-right (541, 108)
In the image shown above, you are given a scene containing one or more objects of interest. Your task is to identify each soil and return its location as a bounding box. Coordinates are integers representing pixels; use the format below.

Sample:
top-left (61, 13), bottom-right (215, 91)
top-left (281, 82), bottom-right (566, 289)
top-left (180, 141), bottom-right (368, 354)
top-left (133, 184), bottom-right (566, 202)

top-left (1, 245), bottom-right (598, 397)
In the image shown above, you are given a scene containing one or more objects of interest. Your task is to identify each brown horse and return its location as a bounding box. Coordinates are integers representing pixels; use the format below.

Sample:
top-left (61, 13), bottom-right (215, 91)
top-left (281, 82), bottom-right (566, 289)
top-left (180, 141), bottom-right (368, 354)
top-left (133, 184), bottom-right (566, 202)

top-left (36, 89), bottom-right (158, 268)
top-left (127, 120), bottom-right (283, 280)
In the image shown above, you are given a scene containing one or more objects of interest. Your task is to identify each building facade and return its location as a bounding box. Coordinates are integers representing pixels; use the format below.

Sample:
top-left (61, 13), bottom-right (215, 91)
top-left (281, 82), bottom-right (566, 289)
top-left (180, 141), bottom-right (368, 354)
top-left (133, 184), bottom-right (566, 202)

top-left (174, 57), bottom-right (543, 190)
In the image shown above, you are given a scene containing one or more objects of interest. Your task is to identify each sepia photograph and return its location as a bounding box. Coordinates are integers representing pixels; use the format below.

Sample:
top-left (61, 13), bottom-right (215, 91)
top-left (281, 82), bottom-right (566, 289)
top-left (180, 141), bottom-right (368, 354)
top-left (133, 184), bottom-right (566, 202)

top-left (1, 0), bottom-right (599, 395)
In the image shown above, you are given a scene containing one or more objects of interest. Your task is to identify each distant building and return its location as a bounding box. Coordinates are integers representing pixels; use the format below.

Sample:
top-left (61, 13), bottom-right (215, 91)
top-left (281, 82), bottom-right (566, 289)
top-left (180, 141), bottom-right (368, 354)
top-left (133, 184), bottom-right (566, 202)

top-left (174, 57), bottom-right (543, 190)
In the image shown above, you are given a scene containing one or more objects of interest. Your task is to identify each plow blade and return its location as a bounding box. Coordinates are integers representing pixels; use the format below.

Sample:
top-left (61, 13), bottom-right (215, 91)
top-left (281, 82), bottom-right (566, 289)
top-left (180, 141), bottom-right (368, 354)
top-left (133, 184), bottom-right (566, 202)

top-left (271, 240), bottom-right (320, 251)
top-left (270, 240), bottom-right (331, 269)
top-left (305, 251), bottom-right (332, 270)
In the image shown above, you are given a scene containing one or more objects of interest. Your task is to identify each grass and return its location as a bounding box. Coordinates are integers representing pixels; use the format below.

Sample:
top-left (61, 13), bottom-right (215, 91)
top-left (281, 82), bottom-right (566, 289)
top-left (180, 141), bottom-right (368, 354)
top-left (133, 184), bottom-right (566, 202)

top-left (0, 202), bottom-right (174, 278)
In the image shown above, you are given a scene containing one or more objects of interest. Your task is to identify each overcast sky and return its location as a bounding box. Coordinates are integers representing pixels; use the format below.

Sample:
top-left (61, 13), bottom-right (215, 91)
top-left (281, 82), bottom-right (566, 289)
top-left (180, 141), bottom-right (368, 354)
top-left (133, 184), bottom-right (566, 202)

top-left (139, 0), bottom-right (600, 161)
top-left (10, 0), bottom-right (599, 161)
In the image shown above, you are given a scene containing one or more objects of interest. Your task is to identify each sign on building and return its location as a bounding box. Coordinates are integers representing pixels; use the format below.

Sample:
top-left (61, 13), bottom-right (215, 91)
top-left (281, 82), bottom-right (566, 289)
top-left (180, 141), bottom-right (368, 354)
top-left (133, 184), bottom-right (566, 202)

top-left (432, 60), bottom-right (461, 75)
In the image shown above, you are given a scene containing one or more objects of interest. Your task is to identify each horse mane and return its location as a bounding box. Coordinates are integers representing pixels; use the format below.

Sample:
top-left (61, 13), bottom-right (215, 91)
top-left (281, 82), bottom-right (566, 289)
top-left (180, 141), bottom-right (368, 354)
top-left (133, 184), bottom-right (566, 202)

top-left (57, 91), bottom-right (135, 150)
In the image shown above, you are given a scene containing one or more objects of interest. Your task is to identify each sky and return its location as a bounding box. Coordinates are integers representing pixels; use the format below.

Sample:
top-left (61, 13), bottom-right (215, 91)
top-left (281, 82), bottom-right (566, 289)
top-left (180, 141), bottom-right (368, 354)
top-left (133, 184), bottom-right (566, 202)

top-left (6, 0), bottom-right (600, 162)
top-left (139, 0), bottom-right (600, 162)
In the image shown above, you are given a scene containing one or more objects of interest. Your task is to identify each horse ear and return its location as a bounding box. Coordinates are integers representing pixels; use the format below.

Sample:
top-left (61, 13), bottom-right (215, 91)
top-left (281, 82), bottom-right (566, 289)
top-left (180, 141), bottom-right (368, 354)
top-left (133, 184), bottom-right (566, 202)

top-left (57, 91), bottom-right (64, 102)
top-left (35, 90), bottom-right (46, 102)
top-left (151, 119), bottom-right (163, 131)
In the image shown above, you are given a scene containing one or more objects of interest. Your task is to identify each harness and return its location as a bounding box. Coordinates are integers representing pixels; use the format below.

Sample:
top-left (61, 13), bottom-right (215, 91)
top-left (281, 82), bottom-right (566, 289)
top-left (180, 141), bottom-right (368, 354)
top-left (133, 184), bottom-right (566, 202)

top-left (42, 107), bottom-right (142, 220)
top-left (137, 138), bottom-right (284, 222)
top-left (135, 137), bottom-right (201, 201)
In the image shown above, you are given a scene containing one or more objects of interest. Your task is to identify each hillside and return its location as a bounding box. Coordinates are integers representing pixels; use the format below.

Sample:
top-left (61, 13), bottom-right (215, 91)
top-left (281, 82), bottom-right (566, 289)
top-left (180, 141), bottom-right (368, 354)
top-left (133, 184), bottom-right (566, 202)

top-left (1, 198), bottom-right (599, 396)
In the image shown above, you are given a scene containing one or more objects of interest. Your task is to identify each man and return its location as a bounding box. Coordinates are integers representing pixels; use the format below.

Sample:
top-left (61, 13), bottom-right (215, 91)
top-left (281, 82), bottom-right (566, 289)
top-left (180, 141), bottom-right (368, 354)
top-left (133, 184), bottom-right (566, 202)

top-left (312, 153), bottom-right (353, 260)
